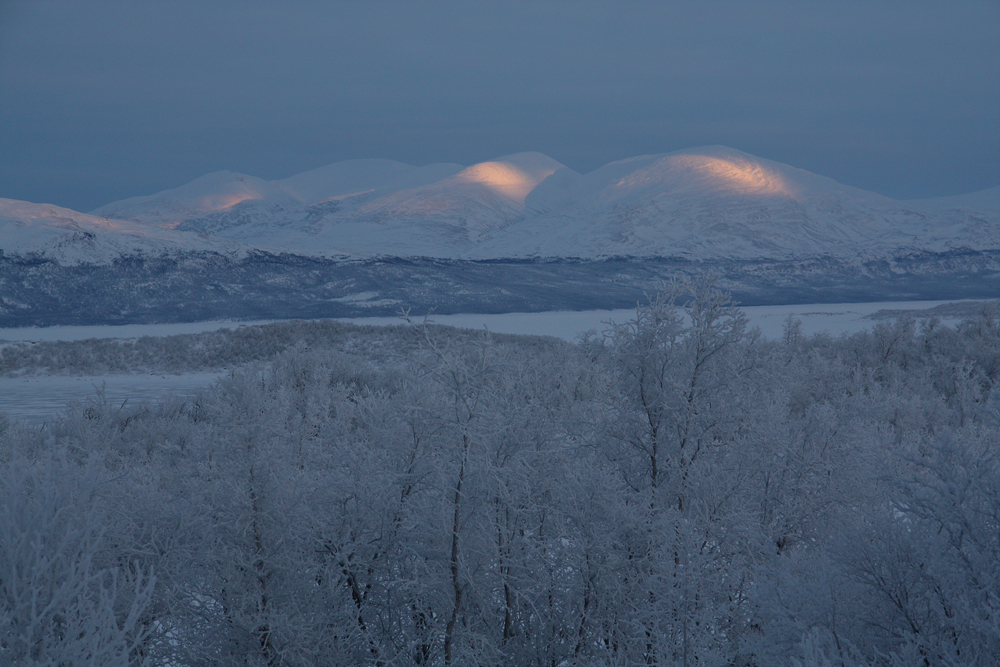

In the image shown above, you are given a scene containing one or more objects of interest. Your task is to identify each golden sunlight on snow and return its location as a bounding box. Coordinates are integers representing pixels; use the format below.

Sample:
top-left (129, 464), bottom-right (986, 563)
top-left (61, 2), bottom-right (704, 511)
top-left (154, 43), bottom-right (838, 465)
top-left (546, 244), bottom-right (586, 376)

top-left (454, 161), bottom-right (558, 205)
top-left (89, 216), bottom-right (141, 233)
top-left (612, 154), bottom-right (795, 198)
top-left (195, 193), bottom-right (259, 212)
top-left (326, 189), bottom-right (375, 202)
top-left (679, 155), bottom-right (792, 196)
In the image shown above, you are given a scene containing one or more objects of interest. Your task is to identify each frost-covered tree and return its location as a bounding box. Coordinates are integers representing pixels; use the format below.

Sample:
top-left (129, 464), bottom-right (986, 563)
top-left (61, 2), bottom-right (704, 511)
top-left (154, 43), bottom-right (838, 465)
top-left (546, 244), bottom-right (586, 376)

top-left (0, 456), bottom-right (155, 667)
top-left (602, 277), bottom-right (766, 665)
top-left (2, 296), bottom-right (998, 665)
top-left (608, 276), bottom-right (752, 502)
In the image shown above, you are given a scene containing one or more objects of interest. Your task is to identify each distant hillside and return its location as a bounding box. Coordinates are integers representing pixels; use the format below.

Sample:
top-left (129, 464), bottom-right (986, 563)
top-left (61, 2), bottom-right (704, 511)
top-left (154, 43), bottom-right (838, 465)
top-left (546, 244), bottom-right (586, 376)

top-left (1, 147), bottom-right (997, 326)
top-left (3, 146), bottom-right (996, 263)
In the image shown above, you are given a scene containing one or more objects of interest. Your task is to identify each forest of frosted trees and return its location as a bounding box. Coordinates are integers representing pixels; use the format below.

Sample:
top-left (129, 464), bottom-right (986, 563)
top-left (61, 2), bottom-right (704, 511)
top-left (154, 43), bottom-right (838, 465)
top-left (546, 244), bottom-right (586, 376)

top-left (1, 279), bottom-right (998, 666)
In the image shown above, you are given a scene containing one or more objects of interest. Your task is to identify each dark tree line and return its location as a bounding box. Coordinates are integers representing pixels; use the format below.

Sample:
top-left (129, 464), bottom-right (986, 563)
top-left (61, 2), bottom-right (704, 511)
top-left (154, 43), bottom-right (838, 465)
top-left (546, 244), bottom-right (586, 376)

top-left (1, 280), bottom-right (998, 666)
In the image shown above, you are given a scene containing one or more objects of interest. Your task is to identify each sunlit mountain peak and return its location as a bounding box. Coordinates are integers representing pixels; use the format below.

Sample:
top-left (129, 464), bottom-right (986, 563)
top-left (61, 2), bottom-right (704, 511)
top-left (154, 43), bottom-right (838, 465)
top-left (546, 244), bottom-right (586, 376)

top-left (671, 154), bottom-right (792, 196)
top-left (606, 149), bottom-right (795, 199)
top-left (453, 153), bottom-right (565, 205)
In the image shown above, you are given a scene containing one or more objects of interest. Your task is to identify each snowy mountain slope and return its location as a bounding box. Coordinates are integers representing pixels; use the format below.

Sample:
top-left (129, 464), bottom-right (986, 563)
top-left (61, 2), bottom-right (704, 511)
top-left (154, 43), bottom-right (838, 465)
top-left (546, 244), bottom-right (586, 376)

top-left (89, 152), bottom-right (576, 257)
top-left (89, 160), bottom-right (469, 235)
top-left (335, 152), bottom-right (571, 237)
top-left (90, 171), bottom-right (301, 231)
top-left (0, 198), bottom-right (236, 264)
top-left (227, 153), bottom-right (574, 256)
top-left (905, 186), bottom-right (1000, 212)
top-left (476, 146), bottom-right (1000, 259)
top-left (8, 147), bottom-right (998, 263)
top-left (276, 159), bottom-right (464, 206)
top-left (890, 186), bottom-right (1000, 254)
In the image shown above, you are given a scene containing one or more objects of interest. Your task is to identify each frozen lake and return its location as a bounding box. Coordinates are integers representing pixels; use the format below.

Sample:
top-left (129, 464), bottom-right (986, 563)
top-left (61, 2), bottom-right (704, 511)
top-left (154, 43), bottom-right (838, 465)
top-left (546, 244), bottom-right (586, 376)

top-left (0, 298), bottom-right (980, 344)
top-left (0, 299), bottom-right (988, 424)
top-left (339, 299), bottom-right (979, 341)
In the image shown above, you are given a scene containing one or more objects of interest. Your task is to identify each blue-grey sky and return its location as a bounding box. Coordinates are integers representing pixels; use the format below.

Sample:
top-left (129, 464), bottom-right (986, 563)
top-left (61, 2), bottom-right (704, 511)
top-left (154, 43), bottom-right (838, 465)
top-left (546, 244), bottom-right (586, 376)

top-left (1, 0), bottom-right (997, 212)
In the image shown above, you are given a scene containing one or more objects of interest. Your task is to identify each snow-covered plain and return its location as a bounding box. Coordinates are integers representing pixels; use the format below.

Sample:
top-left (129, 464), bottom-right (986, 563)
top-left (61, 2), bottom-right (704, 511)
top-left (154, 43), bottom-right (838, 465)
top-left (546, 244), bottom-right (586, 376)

top-left (0, 319), bottom-right (282, 343)
top-left (0, 372), bottom-right (224, 424)
top-left (0, 299), bottom-right (984, 423)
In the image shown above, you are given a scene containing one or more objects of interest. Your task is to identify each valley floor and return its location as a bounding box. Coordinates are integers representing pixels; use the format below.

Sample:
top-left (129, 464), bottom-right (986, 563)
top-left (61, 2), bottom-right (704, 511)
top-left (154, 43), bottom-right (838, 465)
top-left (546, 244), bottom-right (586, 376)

top-left (0, 298), bottom-right (991, 424)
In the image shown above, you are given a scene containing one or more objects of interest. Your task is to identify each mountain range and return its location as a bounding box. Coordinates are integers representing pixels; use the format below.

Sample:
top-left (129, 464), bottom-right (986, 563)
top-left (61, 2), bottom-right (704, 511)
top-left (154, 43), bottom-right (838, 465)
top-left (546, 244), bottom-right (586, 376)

top-left (3, 146), bottom-right (998, 264)
top-left (1, 146), bottom-right (998, 327)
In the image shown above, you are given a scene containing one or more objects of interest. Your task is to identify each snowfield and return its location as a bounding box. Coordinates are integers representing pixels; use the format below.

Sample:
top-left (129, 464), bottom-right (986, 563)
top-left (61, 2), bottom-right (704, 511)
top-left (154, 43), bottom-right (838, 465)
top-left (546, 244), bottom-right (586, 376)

top-left (0, 372), bottom-right (224, 424)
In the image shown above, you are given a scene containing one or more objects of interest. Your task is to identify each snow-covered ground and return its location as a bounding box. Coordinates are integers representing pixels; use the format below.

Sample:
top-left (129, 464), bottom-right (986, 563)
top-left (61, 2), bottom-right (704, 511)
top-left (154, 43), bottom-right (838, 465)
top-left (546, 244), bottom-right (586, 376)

top-left (0, 372), bottom-right (225, 424)
top-left (0, 299), bottom-right (986, 424)
top-left (0, 319), bottom-right (281, 343)
top-left (0, 298), bottom-right (973, 344)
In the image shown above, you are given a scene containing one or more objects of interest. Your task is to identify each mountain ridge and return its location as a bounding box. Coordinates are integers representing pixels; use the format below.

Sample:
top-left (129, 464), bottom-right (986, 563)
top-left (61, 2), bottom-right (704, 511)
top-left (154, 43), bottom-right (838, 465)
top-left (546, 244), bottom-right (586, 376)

top-left (1, 146), bottom-right (996, 264)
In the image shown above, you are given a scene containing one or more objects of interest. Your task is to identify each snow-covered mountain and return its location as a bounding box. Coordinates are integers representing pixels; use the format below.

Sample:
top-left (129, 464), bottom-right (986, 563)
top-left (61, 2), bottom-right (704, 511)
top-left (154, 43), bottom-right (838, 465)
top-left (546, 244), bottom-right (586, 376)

top-left (4, 146), bottom-right (998, 328)
top-left (4, 146), bottom-right (998, 263)
top-left (87, 152), bottom-right (573, 256)
top-left (285, 152), bottom-right (573, 255)
top-left (0, 198), bottom-right (238, 264)
top-left (905, 186), bottom-right (1000, 213)
top-left (477, 147), bottom-right (1000, 259)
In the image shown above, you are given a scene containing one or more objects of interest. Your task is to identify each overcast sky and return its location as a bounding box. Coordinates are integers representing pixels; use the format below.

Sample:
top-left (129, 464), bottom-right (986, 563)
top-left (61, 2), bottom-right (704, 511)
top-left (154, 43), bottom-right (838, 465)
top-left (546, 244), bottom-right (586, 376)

top-left (1, 0), bottom-right (997, 212)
